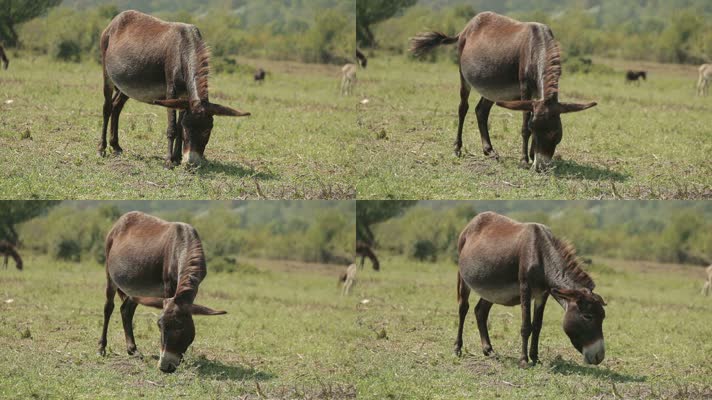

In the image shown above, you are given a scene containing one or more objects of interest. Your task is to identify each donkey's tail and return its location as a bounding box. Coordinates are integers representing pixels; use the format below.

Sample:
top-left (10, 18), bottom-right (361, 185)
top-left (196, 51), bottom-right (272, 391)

top-left (409, 31), bottom-right (459, 57)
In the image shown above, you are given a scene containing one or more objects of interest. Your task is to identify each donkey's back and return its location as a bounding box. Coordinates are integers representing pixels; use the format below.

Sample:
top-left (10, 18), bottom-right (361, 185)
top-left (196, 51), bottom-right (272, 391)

top-left (101, 10), bottom-right (202, 103)
top-left (106, 211), bottom-right (199, 298)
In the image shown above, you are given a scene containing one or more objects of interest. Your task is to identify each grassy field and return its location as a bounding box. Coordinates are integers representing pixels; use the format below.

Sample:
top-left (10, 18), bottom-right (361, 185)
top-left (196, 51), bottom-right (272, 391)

top-left (355, 54), bottom-right (712, 199)
top-left (0, 55), bottom-right (357, 199)
top-left (1, 253), bottom-right (710, 399)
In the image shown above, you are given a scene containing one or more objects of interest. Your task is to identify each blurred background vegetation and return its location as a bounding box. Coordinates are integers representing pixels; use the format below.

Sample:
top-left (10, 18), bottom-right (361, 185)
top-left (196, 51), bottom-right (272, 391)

top-left (2, 0), bottom-right (354, 66)
top-left (360, 201), bottom-right (712, 266)
top-left (1, 201), bottom-right (355, 270)
top-left (360, 0), bottom-right (712, 65)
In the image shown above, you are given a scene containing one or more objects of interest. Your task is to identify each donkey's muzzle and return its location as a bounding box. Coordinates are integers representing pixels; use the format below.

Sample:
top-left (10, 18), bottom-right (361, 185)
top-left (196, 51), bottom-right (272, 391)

top-left (158, 351), bottom-right (181, 373)
top-left (583, 339), bottom-right (605, 365)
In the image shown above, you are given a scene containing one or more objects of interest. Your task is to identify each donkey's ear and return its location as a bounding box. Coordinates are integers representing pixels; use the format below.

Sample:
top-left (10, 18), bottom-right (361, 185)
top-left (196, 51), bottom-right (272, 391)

top-left (496, 100), bottom-right (535, 112)
top-left (190, 304), bottom-right (227, 315)
top-left (153, 98), bottom-right (191, 110)
top-left (556, 101), bottom-right (597, 114)
top-left (205, 102), bottom-right (251, 117)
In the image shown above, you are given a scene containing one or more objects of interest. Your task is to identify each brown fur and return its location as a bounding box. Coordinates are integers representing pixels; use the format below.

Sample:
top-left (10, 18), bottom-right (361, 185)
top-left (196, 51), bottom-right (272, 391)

top-left (98, 211), bottom-right (225, 373)
top-left (410, 12), bottom-right (597, 172)
top-left (0, 240), bottom-right (22, 270)
top-left (455, 212), bottom-right (606, 367)
top-left (0, 45), bottom-right (8, 70)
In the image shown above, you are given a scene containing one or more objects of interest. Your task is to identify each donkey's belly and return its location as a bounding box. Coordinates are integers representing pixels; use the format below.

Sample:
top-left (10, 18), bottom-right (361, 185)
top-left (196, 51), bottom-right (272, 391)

top-left (466, 276), bottom-right (521, 306)
top-left (460, 45), bottom-right (522, 102)
top-left (460, 257), bottom-right (521, 306)
top-left (108, 253), bottom-right (165, 297)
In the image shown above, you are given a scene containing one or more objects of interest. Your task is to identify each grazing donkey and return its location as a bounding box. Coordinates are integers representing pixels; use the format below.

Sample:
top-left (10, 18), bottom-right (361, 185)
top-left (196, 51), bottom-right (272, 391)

top-left (0, 44), bottom-right (8, 70)
top-left (341, 49), bottom-right (368, 96)
top-left (410, 12), bottom-right (598, 171)
top-left (98, 211), bottom-right (226, 373)
top-left (697, 64), bottom-right (712, 96)
top-left (0, 240), bottom-right (22, 270)
top-left (625, 70), bottom-right (647, 84)
top-left (356, 240), bottom-right (380, 271)
top-left (339, 263), bottom-right (358, 295)
top-left (99, 10), bottom-right (250, 167)
top-left (702, 265), bottom-right (712, 296)
top-left (455, 212), bottom-right (606, 367)
top-left (254, 68), bottom-right (266, 83)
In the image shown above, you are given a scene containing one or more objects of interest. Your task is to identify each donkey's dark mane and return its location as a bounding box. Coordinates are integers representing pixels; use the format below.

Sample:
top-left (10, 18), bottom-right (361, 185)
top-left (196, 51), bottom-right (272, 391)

top-left (194, 41), bottom-right (211, 100)
top-left (175, 236), bottom-right (206, 300)
top-left (542, 40), bottom-right (562, 101)
top-left (552, 236), bottom-right (594, 290)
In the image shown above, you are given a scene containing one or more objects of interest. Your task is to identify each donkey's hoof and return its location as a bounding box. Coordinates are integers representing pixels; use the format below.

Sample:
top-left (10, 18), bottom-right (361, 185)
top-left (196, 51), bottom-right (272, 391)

top-left (454, 347), bottom-right (463, 357)
top-left (164, 160), bottom-right (176, 169)
top-left (483, 346), bottom-right (494, 356)
top-left (453, 146), bottom-right (463, 158)
top-left (98, 149), bottom-right (107, 158)
top-left (519, 160), bottom-right (531, 169)
top-left (518, 358), bottom-right (529, 369)
top-left (111, 147), bottom-right (123, 156)
top-left (98, 348), bottom-right (106, 357)
top-left (484, 148), bottom-right (499, 160)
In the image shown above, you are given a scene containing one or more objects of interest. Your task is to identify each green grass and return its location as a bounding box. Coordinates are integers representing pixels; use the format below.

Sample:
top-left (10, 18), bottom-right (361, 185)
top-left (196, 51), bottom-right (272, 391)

top-left (1, 254), bottom-right (710, 399)
top-left (355, 54), bottom-right (712, 199)
top-left (0, 55), bottom-right (357, 199)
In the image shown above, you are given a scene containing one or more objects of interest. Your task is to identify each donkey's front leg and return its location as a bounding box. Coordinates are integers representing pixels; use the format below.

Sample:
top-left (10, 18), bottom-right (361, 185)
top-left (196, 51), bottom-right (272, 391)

top-left (518, 284), bottom-right (532, 368)
top-left (164, 86), bottom-right (180, 168)
top-left (519, 111), bottom-right (532, 169)
top-left (529, 293), bottom-right (549, 364)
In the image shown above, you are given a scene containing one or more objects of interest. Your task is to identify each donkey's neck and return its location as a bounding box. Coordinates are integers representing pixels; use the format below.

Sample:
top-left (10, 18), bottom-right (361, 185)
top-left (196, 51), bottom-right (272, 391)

top-left (170, 227), bottom-right (207, 302)
top-left (526, 33), bottom-right (560, 102)
top-left (180, 38), bottom-right (210, 105)
top-left (542, 237), bottom-right (593, 307)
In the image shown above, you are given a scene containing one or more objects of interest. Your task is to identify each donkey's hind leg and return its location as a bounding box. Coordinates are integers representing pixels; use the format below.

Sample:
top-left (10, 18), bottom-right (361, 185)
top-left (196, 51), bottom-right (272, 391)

top-left (454, 271), bottom-right (470, 357)
top-left (98, 278), bottom-right (117, 356)
top-left (108, 92), bottom-right (129, 155)
top-left (118, 291), bottom-right (140, 356)
top-left (474, 298), bottom-right (494, 356)
top-left (98, 81), bottom-right (114, 157)
top-left (454, 72), bottom-right (471, 158)
top-left (702, 280), bottom-right (711, 296)
top-left (474, 97), bottom-right (498, 160)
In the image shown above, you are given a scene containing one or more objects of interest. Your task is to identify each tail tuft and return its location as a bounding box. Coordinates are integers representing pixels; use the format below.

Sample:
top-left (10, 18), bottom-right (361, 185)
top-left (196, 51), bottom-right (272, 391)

top-left (409, 31), bottom-right (459, 57)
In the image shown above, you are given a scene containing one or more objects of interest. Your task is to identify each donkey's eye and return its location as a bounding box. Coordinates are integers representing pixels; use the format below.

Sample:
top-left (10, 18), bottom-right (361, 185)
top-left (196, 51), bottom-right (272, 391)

top-left (582, 314), bottom-right (593, 321)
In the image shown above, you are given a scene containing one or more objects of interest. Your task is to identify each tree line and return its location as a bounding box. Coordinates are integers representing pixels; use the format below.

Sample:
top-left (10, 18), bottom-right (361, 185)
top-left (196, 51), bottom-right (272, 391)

top-left (362, 0), bottom-right (712, 65)
top-left (3, 0), bottom-right (354, 66)
top-left (371, 201), bottom-right (712, 266)
top-left (10, 201), bottom-right (355, 268)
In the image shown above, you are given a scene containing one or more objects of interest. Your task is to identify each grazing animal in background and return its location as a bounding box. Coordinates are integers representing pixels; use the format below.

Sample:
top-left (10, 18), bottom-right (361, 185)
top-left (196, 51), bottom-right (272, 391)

top-left (339, 263), bottom-right (358, 295)
top-left (625, 70), bottom-right (647, 84)
top-left (254, 68), bottom-right (266, 83)
top-left (341, 49), bottom-right (368, 96)
top-left (702, 265), bottom-right (712, 296)
top-left (98, 211), bottom-right (226, 373)
top-left (99, 10), bottom-right (250, 167)
top-left (697, 64), bottom-right (712, 96)
top-left (455, 212), bottom-right (606, 368)
top-left (0, 240), bottom-right (22, 270)
top-left (356, 240), bottom-right (380, 271)
top-left (410, 12), bottom-right (598, 172)
top-left (0, 44), bottom-right (8, 70)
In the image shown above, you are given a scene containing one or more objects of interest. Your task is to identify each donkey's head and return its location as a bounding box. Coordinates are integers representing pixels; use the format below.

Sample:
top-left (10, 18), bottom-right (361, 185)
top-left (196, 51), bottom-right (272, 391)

top-left (154, 99), bottom-right (250, 165)
top-left (157, 292), bottom-right (226, 373)
top-left (496, 98), bottom-right (597, 171)
top-left (550, 288), bottom-right (606, 365)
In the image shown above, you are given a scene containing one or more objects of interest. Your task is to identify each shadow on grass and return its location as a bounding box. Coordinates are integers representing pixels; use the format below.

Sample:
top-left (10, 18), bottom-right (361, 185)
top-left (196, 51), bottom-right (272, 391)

top-left (192, 357), bottom-right (275, 381)
top-left (549, 357), bottom-right (646, 383)
top-left (196, 159), bottom-right (276, 181)
top-left (552, 159), bottom-right (629, 182)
